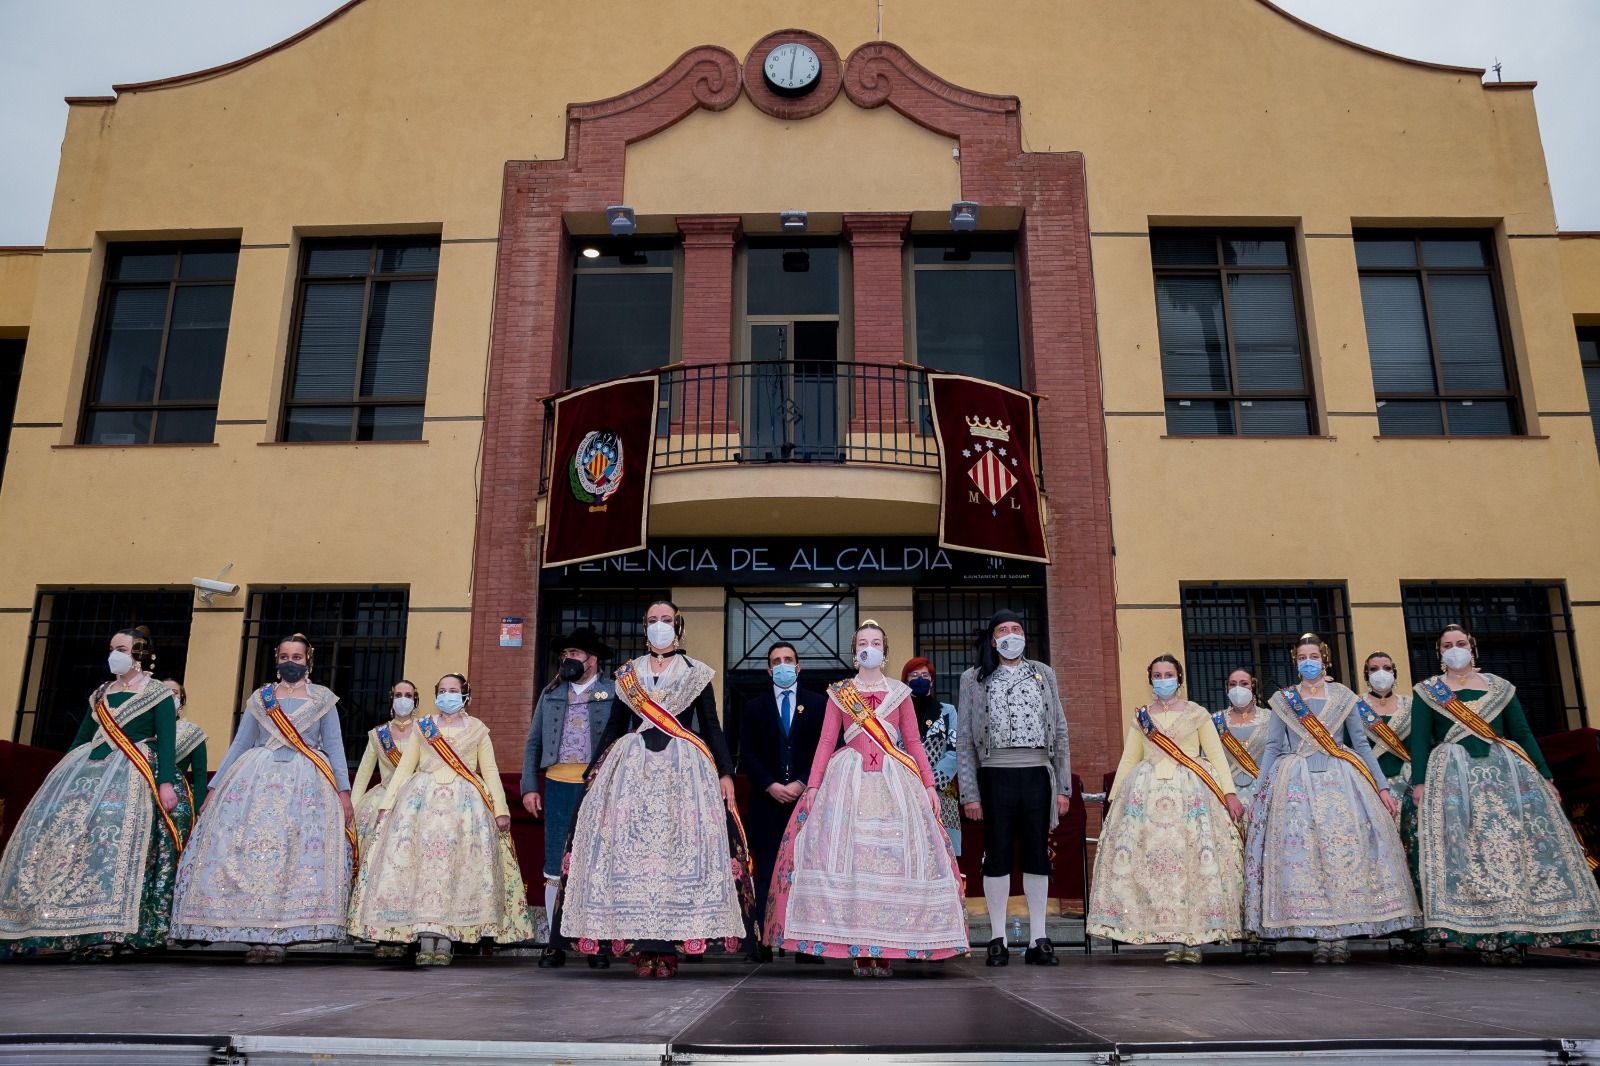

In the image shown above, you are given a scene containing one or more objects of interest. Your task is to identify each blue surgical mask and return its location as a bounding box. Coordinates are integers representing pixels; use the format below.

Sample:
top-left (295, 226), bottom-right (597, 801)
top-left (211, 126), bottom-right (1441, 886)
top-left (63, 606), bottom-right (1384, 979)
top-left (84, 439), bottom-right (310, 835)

top-left (1151, 677), bottom-right (1180, 700)
top-left (771, 663), bottom-right (798, 688)
top-left (1297, 659), bottom-right (1324, 682)
top-left (908, 677), bottom-right (933, 697)
top-left (435, 692), bottom-right (466, 714)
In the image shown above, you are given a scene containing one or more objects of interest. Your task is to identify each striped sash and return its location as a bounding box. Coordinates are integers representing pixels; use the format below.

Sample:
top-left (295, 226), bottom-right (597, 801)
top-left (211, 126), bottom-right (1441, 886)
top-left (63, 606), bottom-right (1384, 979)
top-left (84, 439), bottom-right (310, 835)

top-left (91, 683), bottom-right (185, 853)
top-left (260, 685), bottom-right (359, 874)
top-left (418, 716), bottom-right (497, 819)
top-left (1282, 687), bottom-right (1382, 795)
top-left (1138, 707), bottom-right (1231, 814)
top-left (376, 723), bottom-right (404, 767)
top-left (828, 680), bottom-right (924, 780)
top-left (1356, 699), bottom-right (1411, 763)
top-left (1211, 710), bottom-right (1259, 779)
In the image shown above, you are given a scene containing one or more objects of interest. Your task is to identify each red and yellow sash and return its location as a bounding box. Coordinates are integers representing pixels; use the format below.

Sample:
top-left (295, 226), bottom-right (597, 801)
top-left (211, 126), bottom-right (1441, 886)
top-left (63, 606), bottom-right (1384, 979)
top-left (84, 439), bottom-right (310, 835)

top-left (829, 680), bottom-right (923, 780)
top-left (376, 723), bottom-right (405, 767)
top-left (92, 685), bottom-right (185, 853)
top-left (260, 685), bottom-right (359, 873)
top-left (1355, 699), bottom-right (1411, 763)
top-left (1282, 688), bottom-right (1381, 795)
top-left (1139, 707), bottom-right (1235, 822)
top-left (614, 662), bottom-right (751, 869)
top-left (1211, 710), bottom-right (1259, 779)
top-left (419, 716), bottom-right (498, 820)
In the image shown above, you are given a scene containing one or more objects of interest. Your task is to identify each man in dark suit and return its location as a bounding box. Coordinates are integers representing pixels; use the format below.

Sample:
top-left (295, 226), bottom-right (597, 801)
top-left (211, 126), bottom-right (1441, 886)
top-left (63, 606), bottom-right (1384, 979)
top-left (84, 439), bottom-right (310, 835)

top-left (739, 640), bottom-right (826, 960)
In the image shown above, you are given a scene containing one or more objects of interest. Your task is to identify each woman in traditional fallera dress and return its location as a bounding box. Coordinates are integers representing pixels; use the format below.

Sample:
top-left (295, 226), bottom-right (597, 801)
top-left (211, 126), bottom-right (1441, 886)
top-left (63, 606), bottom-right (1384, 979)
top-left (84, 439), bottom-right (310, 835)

top-left (554, 600), bottom-right (756, 978)
top-left (349, 673), bottom-right (533, 965)
top-left (171, 634), bottom-right (355, 963)
top-left (350, 680), bottom-right (422, 851)
top-left (902, 657), bottom-right (962, 857)
top-left (1360, 653), bottom-right (1413, 801)
top-left (0, 627), bottom-right (193, 959)
top-left (766, 623), bottom-right (968, 977)
top-left (1217, 669), bottom-right (1269, 807)
top-left (1409, 625), bottom-right (1600, 964)
top-left (1244, 633), bottom-right (1419, 963)
top-left (1088, 655), bottom-right (1244, 962)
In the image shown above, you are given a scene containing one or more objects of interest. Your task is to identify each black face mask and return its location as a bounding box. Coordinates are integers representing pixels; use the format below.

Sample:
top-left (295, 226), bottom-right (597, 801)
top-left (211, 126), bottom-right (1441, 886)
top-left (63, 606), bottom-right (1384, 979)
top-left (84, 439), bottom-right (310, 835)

top-left (558, 658), bottom-right (586, 682)
top-left (277, 661), bottom-right (308, 683)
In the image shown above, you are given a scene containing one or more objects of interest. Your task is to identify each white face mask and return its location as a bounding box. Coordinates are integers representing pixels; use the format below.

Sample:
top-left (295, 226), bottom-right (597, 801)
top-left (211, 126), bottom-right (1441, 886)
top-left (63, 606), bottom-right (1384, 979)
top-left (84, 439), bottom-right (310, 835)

top-left (995, 633), bottom-right (1026, 661)
top-left (435, 692), bottom-right (466, 715)
top-left (1441, 646), bottom-right (1472, 671)
top-left (392, 696), bottom-right (416, 717)
top-left (856, 645), bottom-right (885, 670)
top-left (108, 650), bottom-right (135, 676)
top-left (1227, 685), bottom-right (1254, 709)
top-left (171, 697), bottom-right (183, 714)
top-left (646, 620), bottom-right (676, 650)
top-left (1367, 669), bottom-right (1395, 693)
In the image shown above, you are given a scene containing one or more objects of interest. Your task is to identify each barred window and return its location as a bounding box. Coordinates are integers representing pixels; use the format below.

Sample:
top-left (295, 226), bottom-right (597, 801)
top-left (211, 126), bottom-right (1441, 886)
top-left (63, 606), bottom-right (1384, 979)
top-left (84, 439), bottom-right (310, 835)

top-left (81, 243), bottom-right (238, 445)
top-left (238, 587), bottom-right (409, 774)
top-left (1401, 582), bottom-right (1583, 737)
top-left (1151, 230), bottom-right (1314, 436)
top-left (15, 589), bottom-right (194, 750)
top-left (538, 588), bottom-right (670, 691)
top-left (1356, 231), bottom-right (1520, 436)
top-left (914, 587), bottom-right (1048, 709)
top-left (282, 238), bottom-right (438, 442)
top-left (1181, 584), bottom-right (1353, 711)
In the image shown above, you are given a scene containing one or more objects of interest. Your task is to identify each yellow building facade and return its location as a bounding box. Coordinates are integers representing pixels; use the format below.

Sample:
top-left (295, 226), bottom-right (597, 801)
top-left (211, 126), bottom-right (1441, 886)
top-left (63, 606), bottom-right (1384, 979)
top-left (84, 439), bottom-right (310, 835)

top-left (0, 0), bottom-right (1596, 781)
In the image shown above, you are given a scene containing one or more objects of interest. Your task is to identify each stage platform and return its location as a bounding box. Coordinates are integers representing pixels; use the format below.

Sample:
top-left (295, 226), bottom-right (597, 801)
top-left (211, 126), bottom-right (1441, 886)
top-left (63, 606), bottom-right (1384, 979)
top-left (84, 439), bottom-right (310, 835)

top-left (2, 943), bottom-right (1599, 1065)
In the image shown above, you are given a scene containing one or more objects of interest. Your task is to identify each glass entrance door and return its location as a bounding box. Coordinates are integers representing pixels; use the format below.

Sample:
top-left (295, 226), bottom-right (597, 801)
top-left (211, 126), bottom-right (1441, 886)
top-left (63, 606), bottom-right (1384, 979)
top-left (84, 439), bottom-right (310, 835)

top-left (723, 589), bottom-right (856, 756)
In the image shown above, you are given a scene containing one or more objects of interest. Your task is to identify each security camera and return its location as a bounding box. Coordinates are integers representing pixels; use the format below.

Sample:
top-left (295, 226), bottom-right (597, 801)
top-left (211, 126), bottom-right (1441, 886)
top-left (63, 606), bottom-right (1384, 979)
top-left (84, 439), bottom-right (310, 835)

top-left (193, 577), bottom-right (239, 595)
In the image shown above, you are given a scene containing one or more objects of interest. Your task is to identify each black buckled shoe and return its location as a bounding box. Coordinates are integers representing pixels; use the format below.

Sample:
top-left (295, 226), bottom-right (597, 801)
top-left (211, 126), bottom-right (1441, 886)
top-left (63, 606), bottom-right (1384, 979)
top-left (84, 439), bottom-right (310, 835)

top-left (538, 947), bottom-right (567, 968)
top-left (985, 936), bottom-right (1010, 967)
top-left (1024, 938), bottom-right (1059, 966)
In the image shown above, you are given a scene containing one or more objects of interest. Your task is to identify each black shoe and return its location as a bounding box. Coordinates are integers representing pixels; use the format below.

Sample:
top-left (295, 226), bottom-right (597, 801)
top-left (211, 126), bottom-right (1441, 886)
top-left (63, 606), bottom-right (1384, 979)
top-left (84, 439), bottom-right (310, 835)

top-left (795, 952), bottom-right (823, 965)
top-left (985, 937), bottom-right (1010, 967)
top-left (587, 951), bottom-right (610, 970)
top-left (753, 945), bottom-right (774, 963)
top-left (538, 947), bottom-right (567, 969)
top-left (1024, 938), bottom-right (1059, 966)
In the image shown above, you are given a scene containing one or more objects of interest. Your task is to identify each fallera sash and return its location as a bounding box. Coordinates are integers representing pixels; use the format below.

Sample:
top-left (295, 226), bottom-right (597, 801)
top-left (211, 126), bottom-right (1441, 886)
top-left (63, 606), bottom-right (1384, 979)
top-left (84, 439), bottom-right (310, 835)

top-left (1211, 710), bottom-right (1260, 779)
top-left (418, 716), bottom-right (497, 820)
top-left (828, 680), bottom-right (923, 780)
top-left (1356, 699), bottom-right (1411, 763)
top-left (91, 683), bottom-right (185, 853)
top-left (260, 684), bottom-right (359, 874)
top-left (376, 723), bottom-right (404, 767)
top-left (1281, 687), bottom-right (1382, 796)
top-left (1139, 707), bottom-right (1235, 825)
top-left (614, 661), bottom-right (752, 871)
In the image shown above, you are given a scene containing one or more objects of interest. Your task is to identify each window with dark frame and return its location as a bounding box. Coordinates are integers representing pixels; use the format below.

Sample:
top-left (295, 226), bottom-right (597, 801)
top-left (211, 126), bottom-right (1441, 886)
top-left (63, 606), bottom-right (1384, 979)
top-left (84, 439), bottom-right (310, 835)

top-left (1180, 584), bottom-right (1354, 712)
top-left (742, 239), bottom-right (846, 461)
top-left (538, 587), bottom-right (669, 693)
top-left (914, 587), bottom-right (1048, 710)
top-left (1579, 325), bottom-right (1600, 459)
top-left (0, 338), bottom-right (22, 489)
top-left (1401, 582), bottom-right (1584, 737)
top-left (281, 237), bottom-right (439, 442)
top-left (908, 236), bottom-right (1022, 389)
top-left (14, 589), bottom-right (194, 750)
top-left (1151, 229), bottom-right (1315, 437)
top-left (237, 587), bottom-right (409, 774)
top-left (80, 242), bottom-right (238, 446)
top-left (1355, 231), bottom-right (1521, 436)
top-left (567, 239), bottom-right (677, 389)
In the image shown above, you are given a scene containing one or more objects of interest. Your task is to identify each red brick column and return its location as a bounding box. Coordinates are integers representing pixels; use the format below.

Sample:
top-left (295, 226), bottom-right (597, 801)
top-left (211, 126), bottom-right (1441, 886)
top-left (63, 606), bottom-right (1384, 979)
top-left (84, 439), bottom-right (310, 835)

top-left (676, 215), bottom-right (741, 438)
top-left (843, 213), bottom-right (908, 365)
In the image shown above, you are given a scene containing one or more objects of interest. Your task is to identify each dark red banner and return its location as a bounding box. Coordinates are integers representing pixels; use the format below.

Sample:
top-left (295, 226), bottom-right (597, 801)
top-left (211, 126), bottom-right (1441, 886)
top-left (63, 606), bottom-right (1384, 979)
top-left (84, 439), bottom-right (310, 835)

top-left (542, 375), bottom-right (660, 568)
top-left (928, 373), bottom-right (1049, 563)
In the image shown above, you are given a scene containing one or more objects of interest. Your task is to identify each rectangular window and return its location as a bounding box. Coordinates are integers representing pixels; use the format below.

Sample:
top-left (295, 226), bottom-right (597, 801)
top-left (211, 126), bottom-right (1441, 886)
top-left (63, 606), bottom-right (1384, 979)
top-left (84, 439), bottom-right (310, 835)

top-left (742, 240), bottom-right (846, 462)
top-left (0, 338), bottom-right (22, 489)
top-left (1356, 231), bottom-right (1520, 436)
top-left (282, 237), bottom-right (439, 442)
top-left (80, 242), bottom-right (238, 445)
top-left (1181, 583), bottom-right (1353, 711)
top-left (1579, 325), bottom-right (1600, 458)
top-left (1151, 229), bottom-right (1314, 436)
top-left (909, 237), bottom-right (1022, 388)
top-left (538, 587), bottom-right (668, 689)
top-left (568, 239), bottom-right (678, 389)
top-left (1401, 582), bottom-right (1584, 737)
top-left (914, 587), bottom-right (1048, 710)
top-left (15, 589), bottom-right (194, 749)
top-left (238, 587), bottom-right (409, 773)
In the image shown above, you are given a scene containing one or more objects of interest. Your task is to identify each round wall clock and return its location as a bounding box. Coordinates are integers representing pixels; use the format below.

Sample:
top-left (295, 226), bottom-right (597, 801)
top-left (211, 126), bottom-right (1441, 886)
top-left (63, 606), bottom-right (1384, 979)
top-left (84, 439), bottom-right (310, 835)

top-left (763, 42), bottom-right (821, 96)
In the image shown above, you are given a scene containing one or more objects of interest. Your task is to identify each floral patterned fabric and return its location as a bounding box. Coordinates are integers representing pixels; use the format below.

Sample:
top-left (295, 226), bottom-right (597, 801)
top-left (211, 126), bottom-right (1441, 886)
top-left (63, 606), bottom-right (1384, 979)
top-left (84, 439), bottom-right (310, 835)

top-left (350, 718), bottom-right (418, 848)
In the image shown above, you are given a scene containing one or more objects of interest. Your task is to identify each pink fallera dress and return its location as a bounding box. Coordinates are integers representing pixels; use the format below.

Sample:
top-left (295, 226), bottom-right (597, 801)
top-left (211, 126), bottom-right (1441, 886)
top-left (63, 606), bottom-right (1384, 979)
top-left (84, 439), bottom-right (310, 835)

top-left (764, 679), bottom-right (968, 961)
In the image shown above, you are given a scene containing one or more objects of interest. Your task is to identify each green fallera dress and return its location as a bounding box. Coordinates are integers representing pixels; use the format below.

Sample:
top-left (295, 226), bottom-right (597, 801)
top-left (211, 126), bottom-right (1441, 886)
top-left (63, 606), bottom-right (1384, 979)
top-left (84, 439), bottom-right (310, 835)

top-left (0, 681), bottom-right (204, 955)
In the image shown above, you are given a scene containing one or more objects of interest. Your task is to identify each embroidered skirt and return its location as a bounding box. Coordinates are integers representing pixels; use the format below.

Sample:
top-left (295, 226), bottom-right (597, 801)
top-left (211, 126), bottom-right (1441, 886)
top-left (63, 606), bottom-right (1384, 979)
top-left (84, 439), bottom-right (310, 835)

top-left (1245, 755), bottom-right (1420, 940)
top-left (1087, 759), bottom-right (1243, 946)
top-left (353, 783), bottom-right (388, 851)
top-left (1413, 743), bottom-right (1600, 949)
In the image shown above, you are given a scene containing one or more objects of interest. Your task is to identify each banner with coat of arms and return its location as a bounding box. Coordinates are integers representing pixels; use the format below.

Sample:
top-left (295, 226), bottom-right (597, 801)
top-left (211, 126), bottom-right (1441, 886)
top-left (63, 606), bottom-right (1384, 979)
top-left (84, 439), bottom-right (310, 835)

top-left (542, 374), bottom-right (660, 568)
top-left (927, 373), bottom-right (1049, 564)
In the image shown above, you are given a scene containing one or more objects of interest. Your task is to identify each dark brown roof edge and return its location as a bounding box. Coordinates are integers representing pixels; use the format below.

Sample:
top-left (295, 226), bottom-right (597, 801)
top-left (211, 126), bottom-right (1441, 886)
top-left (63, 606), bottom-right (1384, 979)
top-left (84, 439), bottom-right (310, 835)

top-left (1483, 81), bottom-right (1537, 91)
top-left (64, 96), bottom-right (115, 106)
top-left (1253, 0), bottom-right (1485, 77)
top-left (109, 0), bottom-right (367, 95)
top-left (0, 246), bottom-right (45, 253)
top-left (1559, 232), bottom-right (1600, 239)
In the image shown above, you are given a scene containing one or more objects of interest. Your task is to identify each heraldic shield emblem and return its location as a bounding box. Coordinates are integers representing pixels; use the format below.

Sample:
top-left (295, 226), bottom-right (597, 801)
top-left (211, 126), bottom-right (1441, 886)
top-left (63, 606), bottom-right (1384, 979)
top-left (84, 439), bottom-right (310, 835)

top-left (570, 429), bottom-right (625, 505)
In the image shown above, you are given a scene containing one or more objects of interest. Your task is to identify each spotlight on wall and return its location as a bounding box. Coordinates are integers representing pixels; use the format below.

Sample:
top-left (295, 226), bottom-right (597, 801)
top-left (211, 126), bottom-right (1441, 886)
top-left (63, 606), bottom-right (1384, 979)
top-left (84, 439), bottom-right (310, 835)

top-left (780, 210), bottom-right (808, 233)
top-left (949, 200), bottom-right (979, 232)
top-left (606, 206), bottom-right (636, 237)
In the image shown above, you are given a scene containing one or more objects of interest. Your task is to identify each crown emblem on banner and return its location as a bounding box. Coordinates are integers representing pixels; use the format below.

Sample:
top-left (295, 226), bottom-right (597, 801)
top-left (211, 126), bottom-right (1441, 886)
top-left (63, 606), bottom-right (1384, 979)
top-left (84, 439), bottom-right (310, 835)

top-left (965, 416), bottom-right (1012, 442)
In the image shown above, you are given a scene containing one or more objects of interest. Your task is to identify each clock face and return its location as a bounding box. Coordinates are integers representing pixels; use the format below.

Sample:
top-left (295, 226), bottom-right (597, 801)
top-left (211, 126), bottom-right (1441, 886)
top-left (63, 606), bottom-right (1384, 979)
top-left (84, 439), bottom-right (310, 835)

top-left (763, 42), bottom-right (821, 95)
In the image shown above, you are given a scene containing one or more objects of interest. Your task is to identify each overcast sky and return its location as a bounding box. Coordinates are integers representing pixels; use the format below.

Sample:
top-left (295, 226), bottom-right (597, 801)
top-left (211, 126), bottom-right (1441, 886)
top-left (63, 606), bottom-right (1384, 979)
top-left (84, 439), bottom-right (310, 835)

top-left (1, 0), bottom-right (1596, 246)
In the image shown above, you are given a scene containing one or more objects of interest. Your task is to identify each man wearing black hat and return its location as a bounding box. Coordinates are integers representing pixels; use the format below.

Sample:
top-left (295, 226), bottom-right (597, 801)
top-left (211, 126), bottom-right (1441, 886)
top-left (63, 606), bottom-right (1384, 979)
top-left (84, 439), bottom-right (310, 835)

top-left (956, 609), bottom-right (1070, 968)
top-left (522, 627), bottom-right (616, 966)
